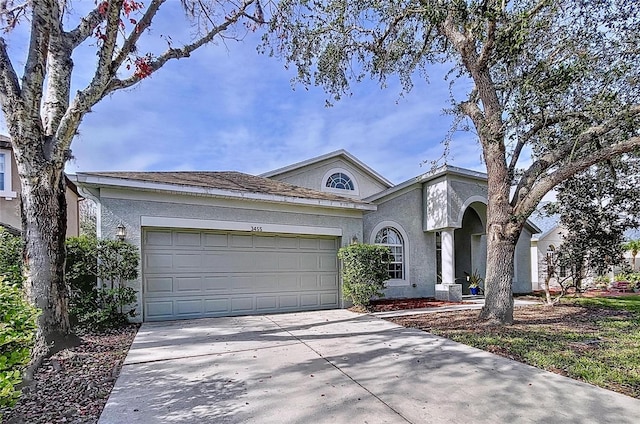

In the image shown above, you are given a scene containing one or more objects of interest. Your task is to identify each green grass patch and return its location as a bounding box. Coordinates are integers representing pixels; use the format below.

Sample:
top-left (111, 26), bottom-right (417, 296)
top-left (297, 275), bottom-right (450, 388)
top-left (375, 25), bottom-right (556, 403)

top-left (399, 297), bottom-right (640, 398)
top-left (569, 295), bottom-right (640, 313)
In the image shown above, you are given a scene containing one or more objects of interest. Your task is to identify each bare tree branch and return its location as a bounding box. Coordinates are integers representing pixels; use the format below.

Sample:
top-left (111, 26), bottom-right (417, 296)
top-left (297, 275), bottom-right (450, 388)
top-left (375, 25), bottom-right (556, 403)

top-left (94, 0), bottom-right (124, 83)
top-left (111, 0), bottom-right (165, 71)
top-left (507, 111), bottom-right (590, 177)
top-left (65, 6), bottom-right (104, 49)
top-left (106, 0), bottom-right (256, 93)
top-left (512, 104), bottom-right (640, 208)
top-left (515, 134), bottom-right (640, 218)
top-left (476, 18), bottom-right (496, 71)
top-left (21, 0), bottom-right (52, 127)
top-left (0, 37), bottom-right (23, 133)
top-left (43, 1), bottom-right (70, 158)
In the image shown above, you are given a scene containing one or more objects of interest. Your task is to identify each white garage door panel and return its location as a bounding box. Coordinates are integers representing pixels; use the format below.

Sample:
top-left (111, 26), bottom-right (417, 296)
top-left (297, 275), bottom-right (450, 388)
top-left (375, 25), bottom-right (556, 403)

top-left (143, 229), bottom-right (340, 321)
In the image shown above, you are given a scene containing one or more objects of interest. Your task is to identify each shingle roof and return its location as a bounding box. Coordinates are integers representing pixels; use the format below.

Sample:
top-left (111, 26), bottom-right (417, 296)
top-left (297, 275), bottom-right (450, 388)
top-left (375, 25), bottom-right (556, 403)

top-left (82, 171), bottom-right (370, 204)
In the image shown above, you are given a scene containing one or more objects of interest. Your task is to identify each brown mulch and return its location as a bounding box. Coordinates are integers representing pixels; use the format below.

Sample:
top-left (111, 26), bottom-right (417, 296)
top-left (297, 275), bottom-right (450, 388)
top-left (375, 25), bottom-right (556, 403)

top-left (350, 297), bottom-right (462, 313)
top-left (1, 325), bottom-right (139, 424)
top-left (388, 303), bottom-right (629, 334)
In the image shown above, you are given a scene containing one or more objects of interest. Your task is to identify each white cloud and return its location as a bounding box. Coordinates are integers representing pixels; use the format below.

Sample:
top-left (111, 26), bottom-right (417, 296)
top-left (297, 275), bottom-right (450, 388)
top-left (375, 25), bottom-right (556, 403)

top-left (13, 4), bottom-right (488, 187)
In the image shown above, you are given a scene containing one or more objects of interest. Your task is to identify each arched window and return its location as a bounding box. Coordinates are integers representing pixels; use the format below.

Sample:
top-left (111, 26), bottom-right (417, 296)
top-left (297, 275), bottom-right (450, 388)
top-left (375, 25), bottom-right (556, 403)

top-left (326, 172), bottom-right (354, 190)
top-left (375, 227), bottom-right (404, 279)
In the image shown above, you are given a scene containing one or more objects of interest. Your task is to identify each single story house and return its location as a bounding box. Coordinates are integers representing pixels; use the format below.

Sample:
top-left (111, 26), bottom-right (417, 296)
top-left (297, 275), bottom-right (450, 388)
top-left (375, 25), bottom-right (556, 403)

top-left (74, 150), bottom-right (537, 322)
top-left (531, 213), bottom-right (640, 289)
top-left (0, 135), bottom-right (81, 236)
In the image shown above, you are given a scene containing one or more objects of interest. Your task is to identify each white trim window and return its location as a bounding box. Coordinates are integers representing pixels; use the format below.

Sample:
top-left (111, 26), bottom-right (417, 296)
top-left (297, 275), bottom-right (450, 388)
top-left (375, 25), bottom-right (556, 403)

top-left (0, 149), bottom-right (17, 199)
top-left (375, 227), bottom-right (404, 280)
top-left (326, 172), bottom-right (354, 190)
top-left (321, 168), bottom-right (360, 197)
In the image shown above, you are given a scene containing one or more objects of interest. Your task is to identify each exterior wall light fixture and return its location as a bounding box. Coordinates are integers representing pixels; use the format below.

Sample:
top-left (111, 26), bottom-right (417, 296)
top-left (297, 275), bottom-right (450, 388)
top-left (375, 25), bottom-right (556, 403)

top-left (116, 223), bottom-right (126, 241)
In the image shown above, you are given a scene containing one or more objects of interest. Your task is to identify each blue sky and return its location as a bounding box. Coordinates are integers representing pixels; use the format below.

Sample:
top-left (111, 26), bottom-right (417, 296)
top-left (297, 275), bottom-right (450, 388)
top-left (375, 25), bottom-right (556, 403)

top-left (1, 2), bottom-right (486, 186)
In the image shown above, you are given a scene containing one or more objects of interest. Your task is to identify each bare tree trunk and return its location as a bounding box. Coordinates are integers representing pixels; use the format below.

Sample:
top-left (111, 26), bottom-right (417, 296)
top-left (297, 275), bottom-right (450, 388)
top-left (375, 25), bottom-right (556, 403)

top-left (480, 235), bottom-right (516, 324)
top-left (543, 275), bottom-right (553, 305)
top-left (478, 142), bottom-right (521, 324)
top-left (20, 163), bottom-right (78, 376)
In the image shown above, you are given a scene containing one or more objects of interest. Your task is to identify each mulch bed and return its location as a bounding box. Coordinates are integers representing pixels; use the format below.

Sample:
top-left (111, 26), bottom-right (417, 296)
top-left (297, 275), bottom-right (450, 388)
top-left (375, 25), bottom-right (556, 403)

top-left (367, 297), bottom-right (462, 312)
top-left (1, 325), bottom-right (139, 424)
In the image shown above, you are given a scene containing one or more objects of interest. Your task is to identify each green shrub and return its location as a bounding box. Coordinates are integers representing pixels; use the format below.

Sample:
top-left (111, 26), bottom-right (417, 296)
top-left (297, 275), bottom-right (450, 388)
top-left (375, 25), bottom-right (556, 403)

top-left (71, 286), bottom-right (138, 330)
top-left (65, 235), bottom-right (98, 294)
top-left (0, 278), bottom-right (39, 409)
top-left (0, 229), bottom-right (24, 287)
top-left (338, 243), bottom-right (391, 308)
top-left (65, 237), bottom-right (140, 330)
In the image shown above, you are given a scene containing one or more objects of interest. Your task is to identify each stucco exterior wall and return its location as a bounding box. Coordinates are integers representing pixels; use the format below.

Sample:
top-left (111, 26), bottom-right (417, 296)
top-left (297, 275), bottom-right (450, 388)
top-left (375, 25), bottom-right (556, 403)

top-left (0, 149), bottom-right (79, 236)
top-left (65, 188), bottom-right (80, 237)
top-left (364, 187), bottom-right (437, 298)
top-left (531, 225), bottom-right (566, 290)
top-left (0, 198), bottom-right (20, 230)
top-left (0, 150), bottom-right (20, 230)
top-left (97, 189), bottom-right (364, 322)
top-left (514, 228), bottom-right (534, 293)
top-left (269, 158), bottom-right (388, 199)
top-left (448, 178), bottom-right (488, 227)
top-left (424, 175), bottom-right (488, 231)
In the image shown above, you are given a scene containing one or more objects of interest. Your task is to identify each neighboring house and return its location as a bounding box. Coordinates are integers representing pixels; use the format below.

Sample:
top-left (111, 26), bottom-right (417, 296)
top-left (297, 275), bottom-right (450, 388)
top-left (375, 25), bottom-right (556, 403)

top-left (530, 207), bottom-right (640, 288)
top-left (530, 224), bottom-right (568, 291)
top-left (623, 228), bottom-right (640, 272)
top-left (0, 135), bottom-right (81, 237)
top-left (74, 150), bottom-right (537, 322)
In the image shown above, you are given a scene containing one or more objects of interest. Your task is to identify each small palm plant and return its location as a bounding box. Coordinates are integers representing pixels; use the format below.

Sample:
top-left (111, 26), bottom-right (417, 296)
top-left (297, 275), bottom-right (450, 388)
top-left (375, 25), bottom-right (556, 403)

top-left (467, 269), bottom-right (484, 295)
top-left (623, 239), bottom-right (640, 271)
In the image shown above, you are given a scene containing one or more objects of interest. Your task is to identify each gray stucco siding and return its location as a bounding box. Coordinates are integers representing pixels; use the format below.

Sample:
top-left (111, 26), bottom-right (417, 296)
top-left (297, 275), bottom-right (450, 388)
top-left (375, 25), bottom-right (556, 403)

top-left (514, 228), bottom-right (533, 293)
top-left (448, 178), bottom-right (488, 227)
top-left (98, 190), bottom-right (364, 322)
top-left (423, 176), bottom-right (488, 231)
top-left (364, 188), bottom-right (436, 298)
top-left (272, 158), bottom-right (388, 199)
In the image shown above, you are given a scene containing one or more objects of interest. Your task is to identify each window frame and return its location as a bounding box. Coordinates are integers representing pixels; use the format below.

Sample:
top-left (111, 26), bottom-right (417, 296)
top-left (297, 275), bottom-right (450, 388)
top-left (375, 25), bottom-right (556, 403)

top-left (321, 168), bottom-right (359, 197)
top-left (326, 172), bottom-right (354, 190)
top-left (0, 149), bottom-right (17, 200)
top-left (369, 221), bottom-right (409, 286)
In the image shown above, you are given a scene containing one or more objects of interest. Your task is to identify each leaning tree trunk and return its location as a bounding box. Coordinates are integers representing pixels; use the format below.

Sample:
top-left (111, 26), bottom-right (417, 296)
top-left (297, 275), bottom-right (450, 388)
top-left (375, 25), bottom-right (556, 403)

top-left (19, 162), bottom-right (76, 373)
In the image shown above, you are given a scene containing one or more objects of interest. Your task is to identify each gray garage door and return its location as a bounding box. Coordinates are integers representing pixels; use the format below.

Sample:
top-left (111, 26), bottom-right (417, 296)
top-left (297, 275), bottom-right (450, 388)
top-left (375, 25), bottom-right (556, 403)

top-left (142, 229), bottom-right (340, 321)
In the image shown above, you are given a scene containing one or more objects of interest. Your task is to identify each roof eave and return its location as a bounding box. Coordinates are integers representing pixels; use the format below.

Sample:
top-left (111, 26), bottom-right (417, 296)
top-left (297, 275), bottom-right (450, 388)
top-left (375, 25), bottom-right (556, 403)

top-left (74, 173), bottom-right (377, 211)
top-left (365, 165), bottom-right (479, 202)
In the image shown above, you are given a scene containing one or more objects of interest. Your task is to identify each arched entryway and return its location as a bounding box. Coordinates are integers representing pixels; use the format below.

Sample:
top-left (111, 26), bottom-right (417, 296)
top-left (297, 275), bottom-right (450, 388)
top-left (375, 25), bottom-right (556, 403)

top-left (454, 202), bottom-right (487, 294)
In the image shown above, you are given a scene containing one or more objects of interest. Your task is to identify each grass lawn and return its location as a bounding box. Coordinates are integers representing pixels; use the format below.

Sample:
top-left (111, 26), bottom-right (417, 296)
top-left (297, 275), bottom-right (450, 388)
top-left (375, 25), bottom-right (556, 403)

top-left (388, 295), bottom-right (640, 399)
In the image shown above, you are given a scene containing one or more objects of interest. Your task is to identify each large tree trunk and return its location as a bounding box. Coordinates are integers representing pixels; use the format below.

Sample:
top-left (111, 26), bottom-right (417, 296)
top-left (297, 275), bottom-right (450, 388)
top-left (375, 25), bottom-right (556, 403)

top-left (478, 142), bottom-right (522, 324)
top-left (480, 227), bottom-right (517, 324)
top-left (19, 161), bottom-right (78, 375)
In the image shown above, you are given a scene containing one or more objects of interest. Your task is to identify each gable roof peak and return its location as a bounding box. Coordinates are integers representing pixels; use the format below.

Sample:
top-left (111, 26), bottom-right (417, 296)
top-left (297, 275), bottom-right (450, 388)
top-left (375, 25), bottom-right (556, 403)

top-left (260, 149), bottom-right (393, 188)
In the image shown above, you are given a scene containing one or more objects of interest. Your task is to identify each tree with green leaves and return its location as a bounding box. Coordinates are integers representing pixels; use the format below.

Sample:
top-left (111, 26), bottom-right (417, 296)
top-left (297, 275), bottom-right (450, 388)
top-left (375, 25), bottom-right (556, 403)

top-left (0, 0), bottom-right (266, 359)
top-left (264, 0), bottom-right (640, 323)
top-left (546, 156), bottom-right (640, 291)
top-left (623, 239), bottom-right (640, 271)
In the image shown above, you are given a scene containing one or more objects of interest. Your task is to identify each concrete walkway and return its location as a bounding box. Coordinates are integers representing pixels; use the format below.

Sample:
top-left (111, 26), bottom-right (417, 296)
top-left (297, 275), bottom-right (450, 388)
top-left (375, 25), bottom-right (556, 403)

top-left (99, 310), bottom-right (639, 424)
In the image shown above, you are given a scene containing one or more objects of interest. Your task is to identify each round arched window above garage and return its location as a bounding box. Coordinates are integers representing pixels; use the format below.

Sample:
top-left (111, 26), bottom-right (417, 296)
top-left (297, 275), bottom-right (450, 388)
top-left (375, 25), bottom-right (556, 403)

top-left (326, 172), bottom-right (354, 190)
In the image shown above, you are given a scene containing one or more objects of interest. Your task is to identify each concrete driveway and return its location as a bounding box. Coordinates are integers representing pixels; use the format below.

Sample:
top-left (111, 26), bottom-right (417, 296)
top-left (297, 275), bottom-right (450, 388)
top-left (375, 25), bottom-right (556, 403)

top-left (99, 310), bottom-right (639, 423)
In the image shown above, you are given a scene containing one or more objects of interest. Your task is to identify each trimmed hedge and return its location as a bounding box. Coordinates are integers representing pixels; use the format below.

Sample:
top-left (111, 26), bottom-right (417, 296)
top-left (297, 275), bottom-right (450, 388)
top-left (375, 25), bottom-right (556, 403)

top-left (338, 243), bottom-right (391, 307)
